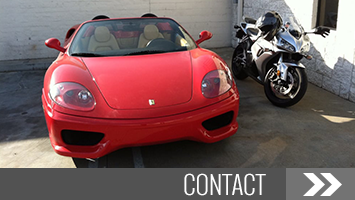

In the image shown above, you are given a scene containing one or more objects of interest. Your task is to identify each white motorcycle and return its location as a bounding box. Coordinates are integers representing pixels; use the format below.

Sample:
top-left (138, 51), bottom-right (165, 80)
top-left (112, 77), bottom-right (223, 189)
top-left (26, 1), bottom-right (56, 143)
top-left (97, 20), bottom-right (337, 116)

top-left (232, 11), bottom-right (329, 107)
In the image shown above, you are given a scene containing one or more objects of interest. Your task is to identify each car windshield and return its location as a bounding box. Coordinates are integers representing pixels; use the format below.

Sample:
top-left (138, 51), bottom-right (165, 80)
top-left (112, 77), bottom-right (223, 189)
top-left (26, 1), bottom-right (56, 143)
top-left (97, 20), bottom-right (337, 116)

top-left (69, 18), bottom-right (197, 57)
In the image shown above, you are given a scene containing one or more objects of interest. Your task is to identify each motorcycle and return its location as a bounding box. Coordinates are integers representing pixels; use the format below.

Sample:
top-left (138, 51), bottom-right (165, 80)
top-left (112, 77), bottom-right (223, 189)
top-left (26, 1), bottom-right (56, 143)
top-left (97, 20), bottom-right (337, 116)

top-left (232, 11), bottom-right (329, 107)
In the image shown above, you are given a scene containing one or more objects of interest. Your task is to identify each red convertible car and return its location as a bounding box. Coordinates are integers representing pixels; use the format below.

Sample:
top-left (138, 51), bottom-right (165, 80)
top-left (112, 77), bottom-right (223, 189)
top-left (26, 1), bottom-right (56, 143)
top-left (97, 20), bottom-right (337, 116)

top-left (43, 16), bottom-right (239, 158)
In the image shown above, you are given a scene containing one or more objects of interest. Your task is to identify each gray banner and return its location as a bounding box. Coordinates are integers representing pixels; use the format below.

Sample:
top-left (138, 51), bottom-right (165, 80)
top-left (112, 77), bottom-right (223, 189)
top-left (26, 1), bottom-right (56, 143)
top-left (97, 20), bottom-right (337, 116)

top-left (3, 168), bottom-right (354, 199)
top-left (0, 169), bottom-right (285, 199)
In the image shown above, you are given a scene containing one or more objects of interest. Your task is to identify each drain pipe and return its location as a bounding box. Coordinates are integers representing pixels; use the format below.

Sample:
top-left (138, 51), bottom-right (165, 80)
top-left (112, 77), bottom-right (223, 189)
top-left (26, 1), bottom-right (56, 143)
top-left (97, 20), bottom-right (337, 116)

top-left (233, 0), bottom-right (244, 47)
top-left (237, 0), bottom-right (243, 24)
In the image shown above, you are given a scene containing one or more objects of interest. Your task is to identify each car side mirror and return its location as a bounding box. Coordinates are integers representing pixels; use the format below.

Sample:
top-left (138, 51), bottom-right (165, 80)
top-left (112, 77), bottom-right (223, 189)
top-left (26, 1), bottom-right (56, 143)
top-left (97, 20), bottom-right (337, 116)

top-left (45, 38), bottom-right (66, 52)
top-left (196, 30), bottom-right (213, 45)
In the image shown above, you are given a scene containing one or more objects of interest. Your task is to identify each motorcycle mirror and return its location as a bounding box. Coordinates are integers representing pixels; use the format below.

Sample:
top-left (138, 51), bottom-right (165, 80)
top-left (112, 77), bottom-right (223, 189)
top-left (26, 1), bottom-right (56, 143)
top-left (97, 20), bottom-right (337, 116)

top-left (314, 26), bottom-right (330, 38)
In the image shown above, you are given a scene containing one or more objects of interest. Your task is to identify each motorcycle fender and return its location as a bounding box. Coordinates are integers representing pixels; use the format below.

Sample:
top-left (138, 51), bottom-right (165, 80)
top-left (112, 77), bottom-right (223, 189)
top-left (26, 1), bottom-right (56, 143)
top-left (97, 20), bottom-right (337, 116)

top-left (278, 62), bottom-right (305, 81)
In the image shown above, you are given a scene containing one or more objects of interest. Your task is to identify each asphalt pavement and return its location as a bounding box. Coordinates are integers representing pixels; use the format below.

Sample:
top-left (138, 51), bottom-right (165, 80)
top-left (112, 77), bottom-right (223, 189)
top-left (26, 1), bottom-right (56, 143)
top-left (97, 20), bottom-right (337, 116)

top-left (1, 47), bottom-right (355, 168)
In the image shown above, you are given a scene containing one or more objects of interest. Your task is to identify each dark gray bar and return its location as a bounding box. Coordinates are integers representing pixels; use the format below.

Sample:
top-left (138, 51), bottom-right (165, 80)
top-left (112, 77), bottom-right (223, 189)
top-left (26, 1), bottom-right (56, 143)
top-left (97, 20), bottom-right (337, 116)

top-left (0, 169), bottom-right (285, 199)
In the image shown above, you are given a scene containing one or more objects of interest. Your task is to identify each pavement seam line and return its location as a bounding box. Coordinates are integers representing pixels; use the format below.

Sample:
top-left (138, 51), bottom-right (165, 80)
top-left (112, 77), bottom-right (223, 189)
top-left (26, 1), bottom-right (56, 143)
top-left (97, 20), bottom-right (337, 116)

top-left (132, 147), bottom-right (145, 168)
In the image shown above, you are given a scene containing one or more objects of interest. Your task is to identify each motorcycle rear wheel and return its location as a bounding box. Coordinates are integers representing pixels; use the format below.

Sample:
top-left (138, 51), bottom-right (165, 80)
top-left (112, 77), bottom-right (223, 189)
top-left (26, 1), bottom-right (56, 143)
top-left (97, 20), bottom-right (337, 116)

top-left (231, 45), bottom-right (248, 80)
top-left (264, 67), bottom-right (308, 107)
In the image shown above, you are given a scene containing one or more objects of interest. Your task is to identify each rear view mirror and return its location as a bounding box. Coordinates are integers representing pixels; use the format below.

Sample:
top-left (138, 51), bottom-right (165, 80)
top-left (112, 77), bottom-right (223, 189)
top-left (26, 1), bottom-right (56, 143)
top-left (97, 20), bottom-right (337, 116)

top-left (314, 27), bottom-right (330, 38)
top-left (45, 38), bottom-right (66, 52)
top-left (196, 30), bottom-right (213, 45)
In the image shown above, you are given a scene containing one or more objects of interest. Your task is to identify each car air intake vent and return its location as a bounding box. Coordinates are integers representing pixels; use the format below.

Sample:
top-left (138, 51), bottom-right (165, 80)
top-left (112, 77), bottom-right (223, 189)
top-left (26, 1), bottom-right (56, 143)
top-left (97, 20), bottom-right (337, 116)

top-left (202, 111), bottom-right (234, 131)
top-left (61, 130), bottom-right (105, 146)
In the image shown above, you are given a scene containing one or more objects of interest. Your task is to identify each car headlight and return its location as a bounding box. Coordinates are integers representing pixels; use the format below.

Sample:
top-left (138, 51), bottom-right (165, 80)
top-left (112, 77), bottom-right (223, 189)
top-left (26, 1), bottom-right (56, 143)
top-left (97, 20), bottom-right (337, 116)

top-left (49, 82), bottom-right (96, 111)
top-left (201, 69), bottom-right (232, 98)
top-left (279, 39), bottom-right (295, 52)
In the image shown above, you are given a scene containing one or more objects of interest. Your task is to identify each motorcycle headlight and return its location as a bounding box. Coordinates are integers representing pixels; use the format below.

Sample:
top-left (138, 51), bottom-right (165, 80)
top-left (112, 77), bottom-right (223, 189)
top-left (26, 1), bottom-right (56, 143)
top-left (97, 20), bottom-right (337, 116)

top-left (49, 82), bottom-right (96, 111)
top-left (279, 39), bottom-right (296, 52)
top-left (201, 69), bottom-right (232, 98)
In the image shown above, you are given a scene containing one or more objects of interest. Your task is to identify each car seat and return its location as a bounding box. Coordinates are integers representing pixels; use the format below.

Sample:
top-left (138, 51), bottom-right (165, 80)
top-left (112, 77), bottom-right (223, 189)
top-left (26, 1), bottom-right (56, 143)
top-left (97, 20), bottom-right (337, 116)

top-left (137, 25), bottom-right (164, 48)
top-left (88, 26), bottom-right (119, 52)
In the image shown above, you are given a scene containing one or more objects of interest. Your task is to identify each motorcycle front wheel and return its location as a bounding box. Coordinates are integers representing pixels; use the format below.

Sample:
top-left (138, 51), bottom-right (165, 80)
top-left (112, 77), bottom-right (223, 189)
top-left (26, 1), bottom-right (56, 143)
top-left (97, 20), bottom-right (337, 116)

top-left (264, 67), bottom-right (308, 107)
top-left (231, 44), bottom-right (248, 80)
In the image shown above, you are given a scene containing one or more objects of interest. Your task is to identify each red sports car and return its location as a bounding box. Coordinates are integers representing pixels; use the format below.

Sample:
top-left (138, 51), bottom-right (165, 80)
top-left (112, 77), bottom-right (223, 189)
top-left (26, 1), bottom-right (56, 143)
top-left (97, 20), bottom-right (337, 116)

top-left (43, 16), bottom-right (239, 158)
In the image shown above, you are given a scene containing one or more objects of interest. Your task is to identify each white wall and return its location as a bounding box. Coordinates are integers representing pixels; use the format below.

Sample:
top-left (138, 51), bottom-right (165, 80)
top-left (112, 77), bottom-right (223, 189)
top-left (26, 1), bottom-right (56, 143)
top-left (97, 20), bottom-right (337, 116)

top-left (237, 0), bottom-right (355, 103)
top-left (0, 0), bottom-right (233, 61)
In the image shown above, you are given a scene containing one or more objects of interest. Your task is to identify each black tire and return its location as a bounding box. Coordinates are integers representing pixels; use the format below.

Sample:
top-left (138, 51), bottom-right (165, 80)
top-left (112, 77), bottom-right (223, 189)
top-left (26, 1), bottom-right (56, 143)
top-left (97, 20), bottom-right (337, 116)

top-left (264, 67), bottom-right (308, 107)
top-left (231, 45), bottom-right (248, 80)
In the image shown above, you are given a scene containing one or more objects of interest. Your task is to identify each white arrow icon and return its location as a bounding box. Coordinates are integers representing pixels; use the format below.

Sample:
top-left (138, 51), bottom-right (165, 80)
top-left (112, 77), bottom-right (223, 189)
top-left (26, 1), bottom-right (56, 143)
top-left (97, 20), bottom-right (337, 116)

top-left (303, 173), bottom-right (342, 196)
top-left (304, 173), bottom-right (325, 196)
top-left (320, 173), bottom-right (342, 196)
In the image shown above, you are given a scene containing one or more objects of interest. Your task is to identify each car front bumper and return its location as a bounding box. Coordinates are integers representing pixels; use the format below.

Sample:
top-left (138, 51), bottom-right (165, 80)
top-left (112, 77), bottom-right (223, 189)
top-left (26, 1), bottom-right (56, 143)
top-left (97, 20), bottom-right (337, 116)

top-left (42, 94), bottom-right (239, 158)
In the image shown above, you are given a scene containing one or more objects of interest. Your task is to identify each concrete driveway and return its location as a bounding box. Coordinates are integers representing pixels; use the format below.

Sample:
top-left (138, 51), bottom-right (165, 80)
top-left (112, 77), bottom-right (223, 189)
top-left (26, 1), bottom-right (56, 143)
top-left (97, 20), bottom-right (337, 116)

top-left (1, 48), bottom-right (354, 168)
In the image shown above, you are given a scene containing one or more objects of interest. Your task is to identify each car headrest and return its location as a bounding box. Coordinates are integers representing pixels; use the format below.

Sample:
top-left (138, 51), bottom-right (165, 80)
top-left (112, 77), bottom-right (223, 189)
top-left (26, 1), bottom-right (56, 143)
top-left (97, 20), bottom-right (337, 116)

top-left (143, 25), bottom-right (160, 40)
top-left (94, 26), bottom-right (111, 42)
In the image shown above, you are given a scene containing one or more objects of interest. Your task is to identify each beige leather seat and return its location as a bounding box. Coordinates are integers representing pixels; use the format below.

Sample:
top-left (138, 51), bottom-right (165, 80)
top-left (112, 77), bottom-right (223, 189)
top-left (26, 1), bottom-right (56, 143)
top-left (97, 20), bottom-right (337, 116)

top-left (88, 26), bottom-right (119, 52)
top-left (138, 25), bottom-right (164, 48)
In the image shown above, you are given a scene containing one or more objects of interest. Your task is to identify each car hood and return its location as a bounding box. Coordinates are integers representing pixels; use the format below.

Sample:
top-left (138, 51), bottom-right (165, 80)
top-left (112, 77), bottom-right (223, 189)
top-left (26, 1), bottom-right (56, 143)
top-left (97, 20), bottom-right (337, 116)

top-left (81, 52), bottom-right (193, 110)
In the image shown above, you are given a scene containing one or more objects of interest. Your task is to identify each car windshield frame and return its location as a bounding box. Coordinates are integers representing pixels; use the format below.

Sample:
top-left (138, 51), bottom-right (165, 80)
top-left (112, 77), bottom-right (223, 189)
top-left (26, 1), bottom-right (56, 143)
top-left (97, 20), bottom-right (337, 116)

top-left (69, 18), bottom-right (197, 57)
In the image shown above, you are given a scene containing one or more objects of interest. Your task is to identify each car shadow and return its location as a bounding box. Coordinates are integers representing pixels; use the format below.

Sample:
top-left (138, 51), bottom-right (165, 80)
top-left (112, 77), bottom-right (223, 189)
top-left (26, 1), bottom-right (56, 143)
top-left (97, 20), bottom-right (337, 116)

top-left (72, 147), bottom-right (135, 168)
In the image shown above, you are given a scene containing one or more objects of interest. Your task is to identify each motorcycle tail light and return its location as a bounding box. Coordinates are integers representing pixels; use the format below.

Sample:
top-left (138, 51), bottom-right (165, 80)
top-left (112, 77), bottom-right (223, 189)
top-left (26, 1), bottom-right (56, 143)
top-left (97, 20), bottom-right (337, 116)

top-left (49, 82), bottom-right (96, 111)
top-left (201, 70), bottom-right (232, 98)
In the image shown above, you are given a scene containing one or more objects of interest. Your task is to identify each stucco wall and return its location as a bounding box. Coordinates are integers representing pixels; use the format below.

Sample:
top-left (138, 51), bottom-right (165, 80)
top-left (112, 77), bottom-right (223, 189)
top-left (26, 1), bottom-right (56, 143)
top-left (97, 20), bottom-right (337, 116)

top-left (234, 0), bottom-right (355, 103)
top-left (0, 0), bottom-right (233, 61)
